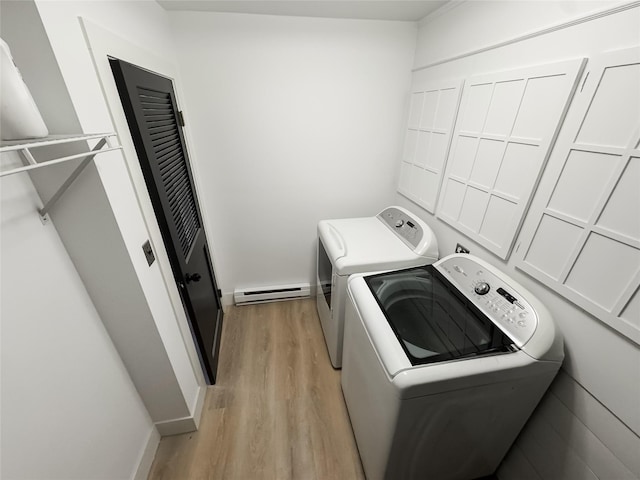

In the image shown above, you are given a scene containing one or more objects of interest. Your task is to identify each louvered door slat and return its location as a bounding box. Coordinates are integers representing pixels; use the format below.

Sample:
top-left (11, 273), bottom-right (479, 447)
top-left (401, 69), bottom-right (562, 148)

top-left (153, 132), bottom-right (180, 148)
top-left (158, 152), bottom-right (183, 173)
top-left (170, 192), bottom-right (196, 251)
top-left (155, 147), bottom-right (181, 165)
top-left (167, 177), bottom-right (192, 207)
top-left (137, 86), bottom-right (200, 258)
top-left (154, 139), bottom-right (182, 158)
top-left (146, 117), bottom-right (177, 127)
top-left (145, 114), bottom-right (175, 123)
top-left (169, 186), bottom-right (196, 215)
top-left (160, 158), bottom-right (183, 179)
top-left (163, 165), bottom-right (190, 192)
top-left (169, 185), bottom-right (197, 221)
top-left (146, 120), bottom-right (178, 131)
top-left (138, 91), bottom-right (170, 103)
top-left (167, 179), bottom-right (198, 249)
top-left (140, 101), bottom-right (172, 109)
top-left (149, 125), bottom-right (176, 137)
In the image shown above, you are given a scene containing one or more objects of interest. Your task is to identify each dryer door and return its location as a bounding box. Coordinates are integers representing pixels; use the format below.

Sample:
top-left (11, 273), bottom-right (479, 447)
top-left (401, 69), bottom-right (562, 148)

top-left (365, 266), bottom-right (515, 366)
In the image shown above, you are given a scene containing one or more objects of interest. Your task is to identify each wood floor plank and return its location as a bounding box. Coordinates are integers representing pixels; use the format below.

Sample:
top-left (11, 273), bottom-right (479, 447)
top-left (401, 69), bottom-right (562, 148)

top-left (147, 298), bottom-right (364, 480)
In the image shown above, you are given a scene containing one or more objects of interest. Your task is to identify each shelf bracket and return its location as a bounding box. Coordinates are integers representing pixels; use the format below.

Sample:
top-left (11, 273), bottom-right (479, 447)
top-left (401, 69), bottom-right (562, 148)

top-left (38, 137), bottom-right (108, 220)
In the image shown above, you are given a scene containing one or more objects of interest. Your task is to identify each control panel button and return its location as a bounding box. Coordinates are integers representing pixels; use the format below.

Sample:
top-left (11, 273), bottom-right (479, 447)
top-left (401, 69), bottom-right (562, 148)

top-left (474, 282), bottom-right (490, 295)
top-left (436, 255), bottom-right (539, 348)
top-left (395, 219), bottom-right (404, 228)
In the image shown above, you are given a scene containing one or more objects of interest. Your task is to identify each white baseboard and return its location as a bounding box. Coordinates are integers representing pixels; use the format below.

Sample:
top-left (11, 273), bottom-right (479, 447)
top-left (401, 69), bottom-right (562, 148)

top-left (133, 426), bottom-right (160, 480)
top-left (192, 385), bottom-right (207, 429)
top-left (155, 414), bottom-right (198, 436)
top-left (221, 292), bottom-right (234, 309)
top-left (134, 388), bottom-right (206, 478)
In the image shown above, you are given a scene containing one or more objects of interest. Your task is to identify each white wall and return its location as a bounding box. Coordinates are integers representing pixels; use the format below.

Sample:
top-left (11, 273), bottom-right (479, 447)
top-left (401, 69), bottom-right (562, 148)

top-left (35, 0), bottom-right (178, 135)
top-left (167, 12), bottom-right (417, 301)
top-left (0, 160), bottom-right (157, 479)
top-left (399, 2), bottom-right (640, 479)
top-left (1, 0), bottom-right (205, 477)
top-left (29, 0), bottom-right (205, 426)
top-left (413, 1), bottom-right (624, 69)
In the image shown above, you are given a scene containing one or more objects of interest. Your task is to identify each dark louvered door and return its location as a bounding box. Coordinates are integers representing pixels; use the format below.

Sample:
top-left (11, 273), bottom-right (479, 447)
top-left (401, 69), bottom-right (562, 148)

top-left (110, 59), bottom-right (223, 384)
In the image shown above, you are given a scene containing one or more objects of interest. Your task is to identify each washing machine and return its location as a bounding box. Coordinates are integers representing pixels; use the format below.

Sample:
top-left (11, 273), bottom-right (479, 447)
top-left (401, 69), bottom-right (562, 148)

top-left (316, 206), bottom-right (438, 368)
top-left (341, 254), bottom-right (564, 480)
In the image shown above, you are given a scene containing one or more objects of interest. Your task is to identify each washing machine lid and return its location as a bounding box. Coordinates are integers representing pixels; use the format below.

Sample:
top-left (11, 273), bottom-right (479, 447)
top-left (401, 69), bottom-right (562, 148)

top-left (364, 266), bottom-right (516, 369)
top-left (318, 212), bottom-right (438, 276)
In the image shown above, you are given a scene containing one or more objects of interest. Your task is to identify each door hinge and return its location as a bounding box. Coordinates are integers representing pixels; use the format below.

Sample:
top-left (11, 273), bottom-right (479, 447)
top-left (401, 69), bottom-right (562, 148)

top-left (217, 288), bottom-right (222, 299)
top-left (177, 110), bottom-right (186, 127)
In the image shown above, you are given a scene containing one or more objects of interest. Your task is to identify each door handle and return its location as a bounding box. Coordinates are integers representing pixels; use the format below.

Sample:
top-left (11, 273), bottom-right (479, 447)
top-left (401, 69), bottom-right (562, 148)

top-left (185, 273), bottom-right (201, 284)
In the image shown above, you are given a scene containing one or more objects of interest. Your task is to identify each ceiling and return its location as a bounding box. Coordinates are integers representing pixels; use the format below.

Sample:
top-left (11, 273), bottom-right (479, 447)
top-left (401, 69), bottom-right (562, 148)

top-left (156, 1), bottom-right (450, 22)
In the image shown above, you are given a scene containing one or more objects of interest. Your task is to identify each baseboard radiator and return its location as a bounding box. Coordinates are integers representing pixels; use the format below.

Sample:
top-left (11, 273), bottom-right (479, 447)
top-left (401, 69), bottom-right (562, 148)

top-left (233, 283), bottom-right (311, 305)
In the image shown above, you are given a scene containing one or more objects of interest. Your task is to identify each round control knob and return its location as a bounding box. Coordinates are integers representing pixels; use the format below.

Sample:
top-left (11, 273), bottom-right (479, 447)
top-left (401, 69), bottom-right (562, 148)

top-left (395, 219), bottom-right (404, 228)
top-left (474, 282), bottom-right (490, 295)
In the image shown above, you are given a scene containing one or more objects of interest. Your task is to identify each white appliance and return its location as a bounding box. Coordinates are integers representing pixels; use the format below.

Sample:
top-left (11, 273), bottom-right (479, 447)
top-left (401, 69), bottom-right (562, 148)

top-left (341, 254), bottom-right (564, 480)
top-left (316, 206), bottom-right (438, 368)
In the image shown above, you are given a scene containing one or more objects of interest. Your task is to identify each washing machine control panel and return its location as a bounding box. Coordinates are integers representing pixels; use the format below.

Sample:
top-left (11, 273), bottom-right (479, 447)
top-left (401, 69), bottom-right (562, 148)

top-left (437, 256), bottom-right (538, 347)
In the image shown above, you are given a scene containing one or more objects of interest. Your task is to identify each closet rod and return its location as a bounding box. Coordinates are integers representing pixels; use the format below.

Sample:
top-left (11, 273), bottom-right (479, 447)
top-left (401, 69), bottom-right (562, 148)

top-left (0, 133), bottom-right (122, 222)
top-left (0, 133), bottom-right (121, 177)
top-left (1, 143), bottom-right (121, 177)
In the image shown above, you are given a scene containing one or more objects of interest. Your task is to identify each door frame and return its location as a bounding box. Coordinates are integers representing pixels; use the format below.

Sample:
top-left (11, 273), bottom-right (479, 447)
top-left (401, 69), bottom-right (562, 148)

top-left (80, 18), bottom-right (221, 387)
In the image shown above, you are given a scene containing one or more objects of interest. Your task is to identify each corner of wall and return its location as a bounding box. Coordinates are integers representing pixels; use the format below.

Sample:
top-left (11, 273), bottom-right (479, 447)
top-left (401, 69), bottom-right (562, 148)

top-left (133, 427), bottom-right (161, 480)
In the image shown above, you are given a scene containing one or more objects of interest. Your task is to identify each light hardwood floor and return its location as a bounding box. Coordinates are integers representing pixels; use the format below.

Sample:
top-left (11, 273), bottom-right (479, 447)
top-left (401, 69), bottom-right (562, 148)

top-left (148, 298), bottom-right (365, 480)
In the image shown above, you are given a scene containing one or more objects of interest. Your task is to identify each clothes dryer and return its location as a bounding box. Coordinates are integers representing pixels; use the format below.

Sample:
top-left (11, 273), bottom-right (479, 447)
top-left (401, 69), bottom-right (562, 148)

top-left (316, 206), bottom-right (438, 368)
